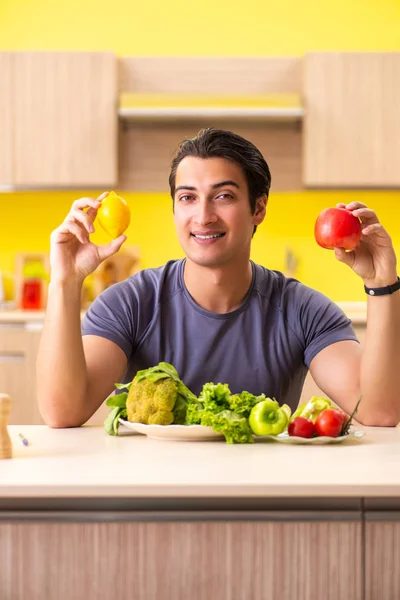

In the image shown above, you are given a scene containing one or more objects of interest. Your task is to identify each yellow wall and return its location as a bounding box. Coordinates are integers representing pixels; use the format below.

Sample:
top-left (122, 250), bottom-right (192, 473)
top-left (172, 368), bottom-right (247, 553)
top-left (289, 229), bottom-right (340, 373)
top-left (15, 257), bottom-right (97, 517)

top-left (1, 0), bottom-right (399, 301)
top-left (1, 0), bottom-right (400, 55)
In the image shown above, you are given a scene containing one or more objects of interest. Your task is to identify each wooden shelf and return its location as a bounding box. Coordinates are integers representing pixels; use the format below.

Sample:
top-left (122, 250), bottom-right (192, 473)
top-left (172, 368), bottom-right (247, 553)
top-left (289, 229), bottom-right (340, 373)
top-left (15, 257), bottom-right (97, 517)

top-left (117, 58), bottom-right (304, 191)
top-left (118, 93), bottom-right (304, 121)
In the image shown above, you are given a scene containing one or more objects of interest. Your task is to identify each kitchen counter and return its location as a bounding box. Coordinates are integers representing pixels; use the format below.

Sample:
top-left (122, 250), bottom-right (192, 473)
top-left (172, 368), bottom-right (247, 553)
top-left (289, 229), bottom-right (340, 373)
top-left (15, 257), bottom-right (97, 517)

top-left (0, 309), bottom-right (86, 325)
top-left (1, 425), bottom-right (399, 600)
top-left (0, 309), bottom-right (46, 324)
top-left (0, 424), bottom-right (399, 507)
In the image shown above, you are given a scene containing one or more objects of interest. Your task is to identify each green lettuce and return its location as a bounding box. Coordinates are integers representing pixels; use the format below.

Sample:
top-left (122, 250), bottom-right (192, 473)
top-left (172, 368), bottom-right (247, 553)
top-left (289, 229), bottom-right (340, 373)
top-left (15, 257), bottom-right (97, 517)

top-left (186, 382), bottom-right (265, 444)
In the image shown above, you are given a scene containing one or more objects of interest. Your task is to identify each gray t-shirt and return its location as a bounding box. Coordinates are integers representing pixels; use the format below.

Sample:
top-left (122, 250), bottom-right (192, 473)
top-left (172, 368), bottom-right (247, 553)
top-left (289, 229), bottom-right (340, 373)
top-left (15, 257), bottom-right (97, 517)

top-left (82, 259), bottom-right (358, 410)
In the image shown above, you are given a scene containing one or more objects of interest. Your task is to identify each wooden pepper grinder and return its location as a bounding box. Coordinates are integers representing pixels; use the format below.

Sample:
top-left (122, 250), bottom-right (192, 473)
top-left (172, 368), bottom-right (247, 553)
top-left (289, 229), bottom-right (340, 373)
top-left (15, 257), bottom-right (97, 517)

top-left (0, 394), bottom-right (12, 459)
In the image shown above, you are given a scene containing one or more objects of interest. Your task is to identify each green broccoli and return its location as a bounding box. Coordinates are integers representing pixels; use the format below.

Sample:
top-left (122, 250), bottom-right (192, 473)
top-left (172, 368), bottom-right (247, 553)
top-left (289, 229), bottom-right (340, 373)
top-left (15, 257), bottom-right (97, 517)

top-left (104, 362), bottom-right (197, 434)
top-left (127, 377), bottom-right (180, 425)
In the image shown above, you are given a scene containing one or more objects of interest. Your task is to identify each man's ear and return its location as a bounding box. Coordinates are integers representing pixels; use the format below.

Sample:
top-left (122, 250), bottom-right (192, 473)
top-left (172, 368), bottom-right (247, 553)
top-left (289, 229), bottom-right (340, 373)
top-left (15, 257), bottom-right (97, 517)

top-left (253, 195), bottom-right (267, 225)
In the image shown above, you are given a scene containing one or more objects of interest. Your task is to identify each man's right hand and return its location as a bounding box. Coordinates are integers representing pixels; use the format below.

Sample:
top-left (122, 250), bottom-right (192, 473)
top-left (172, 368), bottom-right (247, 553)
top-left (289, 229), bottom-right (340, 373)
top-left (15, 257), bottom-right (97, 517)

top-left (50, 192), bottom-right (127, 284)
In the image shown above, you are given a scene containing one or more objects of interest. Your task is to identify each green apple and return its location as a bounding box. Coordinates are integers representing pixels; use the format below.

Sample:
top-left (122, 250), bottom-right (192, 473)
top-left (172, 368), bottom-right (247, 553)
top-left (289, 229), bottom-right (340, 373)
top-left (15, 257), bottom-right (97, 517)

top-left (249, 399), bottom-right (288, 436)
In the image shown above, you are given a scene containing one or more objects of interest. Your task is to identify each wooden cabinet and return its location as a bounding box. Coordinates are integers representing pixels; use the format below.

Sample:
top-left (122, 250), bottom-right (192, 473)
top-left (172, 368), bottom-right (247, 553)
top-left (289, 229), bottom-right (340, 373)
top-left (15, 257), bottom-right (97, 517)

top-left (365, 520), bottom-right (400, 600)
top-left (0, 520), bottom-right (362, 600)
top-left (0, 52), bottom-right (117, 188)
top-left (0, 321), bottom-right (109, 426)
top-left (304, 52), bottom-right (400, 188)
top-left (2, 51), bottom-right (400, 191)
top-left (0, 325), bottom-right (42, 424)
top-left (0, 355), bottom-right (30, 423)
top-left (0, 53), bottom-right (13, 188)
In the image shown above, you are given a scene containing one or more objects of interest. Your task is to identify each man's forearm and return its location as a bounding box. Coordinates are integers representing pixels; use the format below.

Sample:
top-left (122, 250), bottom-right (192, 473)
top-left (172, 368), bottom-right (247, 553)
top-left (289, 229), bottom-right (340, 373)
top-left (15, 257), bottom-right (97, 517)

top-left (37, 280), bottom-right (88, 427)
top-left (360, 290), bottom-right (400, 425)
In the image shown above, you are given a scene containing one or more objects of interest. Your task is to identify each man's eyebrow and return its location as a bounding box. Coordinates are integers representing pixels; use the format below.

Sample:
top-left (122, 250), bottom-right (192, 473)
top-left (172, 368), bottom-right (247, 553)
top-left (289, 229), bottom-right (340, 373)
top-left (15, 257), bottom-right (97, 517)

top-left (175, 185), bottom-right (197, 193)
top-left (174, 180), bottom-right (240, 194)
top-left (211, 180), bottom-right (240, 190)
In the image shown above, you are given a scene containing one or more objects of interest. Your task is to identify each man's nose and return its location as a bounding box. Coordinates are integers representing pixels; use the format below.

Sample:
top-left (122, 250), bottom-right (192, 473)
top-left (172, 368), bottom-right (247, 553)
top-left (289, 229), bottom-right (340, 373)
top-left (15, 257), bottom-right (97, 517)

top-left (194, 200), bottom-right (217, 225)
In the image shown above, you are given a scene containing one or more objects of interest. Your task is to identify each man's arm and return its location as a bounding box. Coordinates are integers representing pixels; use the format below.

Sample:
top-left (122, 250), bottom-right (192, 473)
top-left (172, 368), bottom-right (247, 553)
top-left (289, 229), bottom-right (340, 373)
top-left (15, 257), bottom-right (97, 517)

top-left (37, 282), bottom-right (127, 427)
top-left (310, 325), bottom-right (400, 426)
top-left (309, 202), bottom-right (399, 427)
top-left (37, 195), bottom-right (127, 428)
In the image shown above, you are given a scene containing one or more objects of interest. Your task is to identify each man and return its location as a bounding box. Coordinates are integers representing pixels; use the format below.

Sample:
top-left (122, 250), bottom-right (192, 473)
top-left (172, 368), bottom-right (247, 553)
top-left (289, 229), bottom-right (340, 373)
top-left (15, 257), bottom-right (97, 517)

top-left (37, 128), bottom-right (400, 428)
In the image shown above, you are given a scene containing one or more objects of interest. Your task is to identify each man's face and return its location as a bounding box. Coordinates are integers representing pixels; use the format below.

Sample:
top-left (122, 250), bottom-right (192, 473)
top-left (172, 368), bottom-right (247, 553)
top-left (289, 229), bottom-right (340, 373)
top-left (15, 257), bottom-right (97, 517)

top-left (173, 157), bottom-right (266, 269)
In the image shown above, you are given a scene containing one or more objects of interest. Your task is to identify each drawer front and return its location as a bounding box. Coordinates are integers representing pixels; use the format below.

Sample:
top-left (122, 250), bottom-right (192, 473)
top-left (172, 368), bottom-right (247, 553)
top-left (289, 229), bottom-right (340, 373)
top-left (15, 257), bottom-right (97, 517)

top-left (0, 325), bottom-right (27, 353)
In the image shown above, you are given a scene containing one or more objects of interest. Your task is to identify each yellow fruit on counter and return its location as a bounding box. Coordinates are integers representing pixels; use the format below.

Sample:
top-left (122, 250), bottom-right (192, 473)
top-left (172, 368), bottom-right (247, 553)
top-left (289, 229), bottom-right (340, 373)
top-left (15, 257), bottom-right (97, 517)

top-left (97, 191), bottom-right (131, 238)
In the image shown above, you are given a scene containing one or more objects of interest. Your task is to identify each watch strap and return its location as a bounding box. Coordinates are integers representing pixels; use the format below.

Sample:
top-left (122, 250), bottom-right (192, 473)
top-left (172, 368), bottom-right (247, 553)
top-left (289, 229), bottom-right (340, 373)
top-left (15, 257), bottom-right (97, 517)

top-left (364, 276), bottom-right (400, 296)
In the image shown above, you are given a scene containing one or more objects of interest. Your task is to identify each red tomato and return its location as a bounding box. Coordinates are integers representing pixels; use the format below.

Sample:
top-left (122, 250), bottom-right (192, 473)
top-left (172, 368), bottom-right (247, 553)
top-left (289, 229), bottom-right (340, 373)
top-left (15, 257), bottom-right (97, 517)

top-left (336, 409), bottom-right (348, 425)
top-left (314, 207), bottom-right (361, 250)
top-left (315, 409), bottom-right (344, 438)
top-left (288, 417), bottom-right (316, 438)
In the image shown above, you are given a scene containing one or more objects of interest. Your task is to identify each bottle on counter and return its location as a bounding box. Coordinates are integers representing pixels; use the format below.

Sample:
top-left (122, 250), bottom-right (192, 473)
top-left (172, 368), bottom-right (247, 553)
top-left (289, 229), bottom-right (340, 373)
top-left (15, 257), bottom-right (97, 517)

top-left (16, 256), bottom-right (50, 311)
top-left (21, 278), bottom-right (42, 310)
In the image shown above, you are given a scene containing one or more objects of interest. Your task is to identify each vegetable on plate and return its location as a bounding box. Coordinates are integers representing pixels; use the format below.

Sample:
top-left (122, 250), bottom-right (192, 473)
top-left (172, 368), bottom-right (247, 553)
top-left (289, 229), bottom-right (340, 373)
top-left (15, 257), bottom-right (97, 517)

top-left (104, 360), bottom-right (361, 445)
top-left (248, 398), bottom-right (291, 436)
top-left (104, 362), bottom-right (196, 436)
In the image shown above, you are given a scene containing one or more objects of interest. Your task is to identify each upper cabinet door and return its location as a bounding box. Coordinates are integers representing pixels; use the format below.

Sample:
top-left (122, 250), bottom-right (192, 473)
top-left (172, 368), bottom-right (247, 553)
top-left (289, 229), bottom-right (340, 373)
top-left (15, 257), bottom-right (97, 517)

top-left (0, 53), bottom-right (14, 189)
top-left (304, 52), bottom-right (400, 188)
top-left (7, 52), bottom-right (117, 188)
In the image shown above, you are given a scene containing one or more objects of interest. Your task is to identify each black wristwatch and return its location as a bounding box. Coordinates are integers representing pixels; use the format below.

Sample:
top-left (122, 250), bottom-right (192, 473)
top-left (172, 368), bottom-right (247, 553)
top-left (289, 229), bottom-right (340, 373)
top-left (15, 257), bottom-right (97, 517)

top-left (364, 276), bottom-right (400, 296)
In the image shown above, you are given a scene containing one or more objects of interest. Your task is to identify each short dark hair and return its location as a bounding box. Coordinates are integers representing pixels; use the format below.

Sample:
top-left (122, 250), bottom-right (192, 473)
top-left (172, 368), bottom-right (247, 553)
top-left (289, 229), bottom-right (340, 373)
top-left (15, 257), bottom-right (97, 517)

top-left (169, 128), bottom-right (271, 235)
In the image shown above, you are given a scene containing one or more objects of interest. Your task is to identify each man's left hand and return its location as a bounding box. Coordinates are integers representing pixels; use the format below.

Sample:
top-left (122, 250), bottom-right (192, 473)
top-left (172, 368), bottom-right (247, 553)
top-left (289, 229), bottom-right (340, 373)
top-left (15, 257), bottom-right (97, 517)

top-left (334, 202), bottom-right (397, 288)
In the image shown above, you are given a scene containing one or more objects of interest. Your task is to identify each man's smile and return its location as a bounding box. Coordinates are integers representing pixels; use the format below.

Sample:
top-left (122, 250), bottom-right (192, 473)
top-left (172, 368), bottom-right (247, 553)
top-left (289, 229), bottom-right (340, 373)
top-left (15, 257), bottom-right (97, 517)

top-left (191, 232), bottom-right (226, 243)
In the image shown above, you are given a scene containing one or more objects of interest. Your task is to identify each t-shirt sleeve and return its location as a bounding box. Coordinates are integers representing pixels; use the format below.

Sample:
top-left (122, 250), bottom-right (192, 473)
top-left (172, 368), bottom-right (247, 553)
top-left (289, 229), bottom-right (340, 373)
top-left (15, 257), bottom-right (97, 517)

top-left (291, 283), bottom-right (359, 368)
top-left (81, 282), bottom-right (136, 360)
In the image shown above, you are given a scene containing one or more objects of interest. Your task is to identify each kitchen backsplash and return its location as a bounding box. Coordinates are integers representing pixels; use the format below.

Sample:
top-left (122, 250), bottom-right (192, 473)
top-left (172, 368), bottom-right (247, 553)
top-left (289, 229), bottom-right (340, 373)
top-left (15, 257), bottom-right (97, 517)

top-left (0, 189), bottom-right (399, 302)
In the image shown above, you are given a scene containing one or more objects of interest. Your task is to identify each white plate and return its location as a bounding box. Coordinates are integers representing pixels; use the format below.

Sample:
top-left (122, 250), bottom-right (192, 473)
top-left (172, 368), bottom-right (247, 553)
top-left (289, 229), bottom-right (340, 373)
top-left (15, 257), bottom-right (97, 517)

top-left (259, 429), bottom-right (365, 445)
top-left (119, 419), bottom-right (224, 441)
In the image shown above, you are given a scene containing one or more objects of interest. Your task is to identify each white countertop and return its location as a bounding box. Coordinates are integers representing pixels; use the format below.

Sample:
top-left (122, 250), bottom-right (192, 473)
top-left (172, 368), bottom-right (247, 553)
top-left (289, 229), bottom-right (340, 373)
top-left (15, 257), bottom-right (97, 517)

top-left (0, 425), bottom-right (399, 499)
